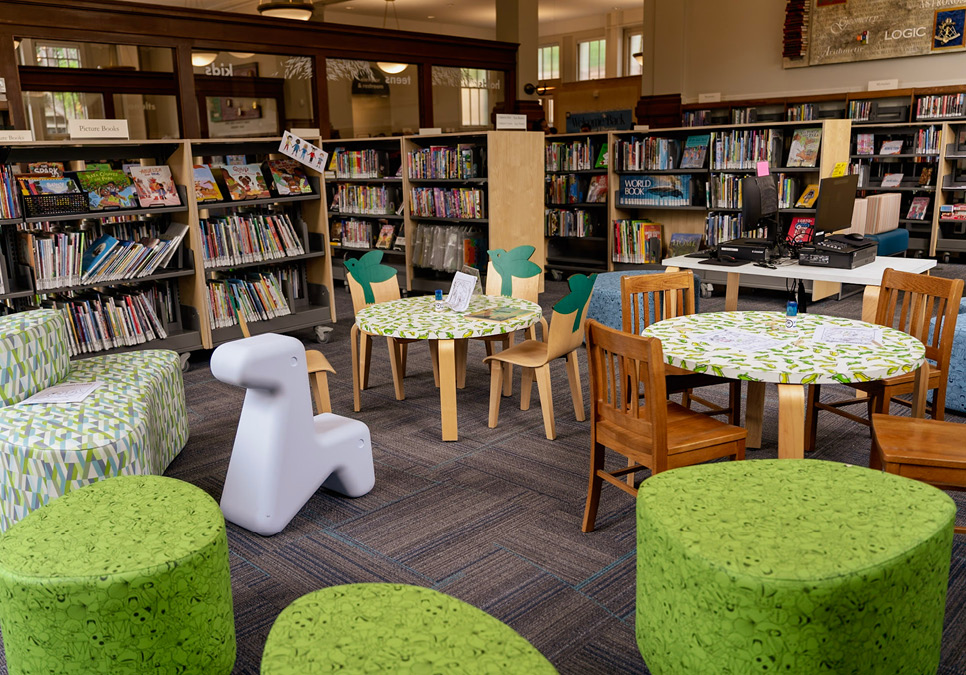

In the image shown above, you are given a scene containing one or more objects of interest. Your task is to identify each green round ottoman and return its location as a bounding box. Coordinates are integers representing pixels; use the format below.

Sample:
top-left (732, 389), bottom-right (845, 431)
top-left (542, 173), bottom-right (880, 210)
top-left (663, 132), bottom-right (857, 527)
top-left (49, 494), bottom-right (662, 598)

top-left (261, 583), bottom-right (557, 674)
top-left (0, 475), bottom-right (236, 675)
top-left (636, 459), bottom-right (955, 674)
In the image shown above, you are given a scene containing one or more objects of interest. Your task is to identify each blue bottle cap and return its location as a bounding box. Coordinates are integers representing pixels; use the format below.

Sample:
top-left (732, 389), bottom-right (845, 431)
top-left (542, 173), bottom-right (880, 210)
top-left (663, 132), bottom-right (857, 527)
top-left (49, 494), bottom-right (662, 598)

top-left (435, 289), bottom-right (443, 301)
top-left (786, 300), bottom-right (798, 316)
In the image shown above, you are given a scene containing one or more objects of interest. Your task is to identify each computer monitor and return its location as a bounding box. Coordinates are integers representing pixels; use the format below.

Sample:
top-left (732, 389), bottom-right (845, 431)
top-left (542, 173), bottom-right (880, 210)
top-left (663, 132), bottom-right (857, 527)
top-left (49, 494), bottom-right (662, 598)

top-left (741, 174), bottom-right (779, 241)
top-left (814, 173), bottom-right (859, 234)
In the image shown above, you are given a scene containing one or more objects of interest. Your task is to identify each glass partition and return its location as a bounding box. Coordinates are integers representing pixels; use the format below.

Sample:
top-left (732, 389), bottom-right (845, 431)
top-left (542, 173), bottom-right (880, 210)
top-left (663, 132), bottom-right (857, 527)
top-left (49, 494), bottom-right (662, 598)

top-left (327, 59), bottom-right (419, 139)
top-left (17, 39), bottom-right (174, 71)
top-left (432, 67), bottom-right (504, 133)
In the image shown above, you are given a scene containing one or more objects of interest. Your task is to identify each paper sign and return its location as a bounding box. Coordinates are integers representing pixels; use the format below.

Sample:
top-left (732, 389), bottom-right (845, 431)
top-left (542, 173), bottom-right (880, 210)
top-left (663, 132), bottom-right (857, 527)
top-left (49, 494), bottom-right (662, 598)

top-left (68, 119), bottom-right (129, 139)
top-left (699, 329), bottom-right (787, 353)
top-left (419, 128), bottom-right (443, 135)
top-left (868, 79), bottom-right (899, 91)
top-left (446, 271), bottom-right (477, 312)
top-left (0, 130), bottom-right (33, 142)
top-left (290, 127), bottom-right (320, 138)
top-left (22, 382), bottom-right (103, 405)
top-left (813, 325), bottom-right (883, 346)
top-left (831, 162), bottom-right (849, 177)
top-left (756, 161), bottom-right (770, 177)
top-left (495, 114), bottom-right (527, 130)
top-left (279, 130), bottom-right (328, 173)
top-left (698, 92), bottom-right (721, 103)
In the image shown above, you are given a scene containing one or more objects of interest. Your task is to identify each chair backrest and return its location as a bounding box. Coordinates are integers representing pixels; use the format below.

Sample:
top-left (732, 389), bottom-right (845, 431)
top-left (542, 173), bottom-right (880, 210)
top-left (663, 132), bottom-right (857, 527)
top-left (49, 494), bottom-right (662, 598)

top-left (547, 273), bottom-right (597, 360)
top-left (485, 245), bottom-right (542, 301)
top-left (876, 269), bottom-right (964, 370)
top-left (620, 270), bottom-right (696, 334)
top-left (585, 319), bottom-right (670, 469)
top-left (343, 251), bottom-right (401, 312)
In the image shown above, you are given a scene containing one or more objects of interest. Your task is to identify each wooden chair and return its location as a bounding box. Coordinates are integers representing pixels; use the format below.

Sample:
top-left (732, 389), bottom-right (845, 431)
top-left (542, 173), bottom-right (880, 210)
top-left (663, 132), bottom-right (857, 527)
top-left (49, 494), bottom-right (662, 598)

top-left (484, 273), bottom-right (596, 440)
top-left (621, 271), bottom-right (741, 424)
top-left (871, 413), bottom-right (965, 534)
top-left (805, 269), bottom-right (964, 451)
top-left (581, 319), bottom-right (746, 533)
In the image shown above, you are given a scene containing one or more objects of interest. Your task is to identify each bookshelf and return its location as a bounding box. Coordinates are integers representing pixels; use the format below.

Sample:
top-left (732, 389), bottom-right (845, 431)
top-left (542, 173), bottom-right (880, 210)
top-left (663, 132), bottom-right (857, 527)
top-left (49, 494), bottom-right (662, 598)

top-left (0, 137), bottom-right (337, 358)
top-left (543, 131), bottom-right (609, 276)
top-left (848, 122), bottom-right (942, 255)
top-left (936, 123), bottom-right (966, 261)
top-left (400, 131), bottom-right (544, 293)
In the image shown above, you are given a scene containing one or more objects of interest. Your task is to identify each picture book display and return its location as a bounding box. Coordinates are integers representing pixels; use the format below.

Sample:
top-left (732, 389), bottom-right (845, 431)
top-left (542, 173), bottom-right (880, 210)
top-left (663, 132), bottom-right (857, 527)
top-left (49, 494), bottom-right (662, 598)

top-left (223, 164), bottom-right (271, 201)
top-left (375, 222), bottom-right (396, 249)
top-left (795, 184), bottom-right (819, 208)
top-left (667, 232), bottom-right (703, 257)
top-left (76, 170), bottom-right (138, 210)
top-left (907, 196), bottom-right (930, 220)
top-left (27, 162), bottom-right (65, 177)
top-left (881, 173), bottom-right (904, 188)
top-left (879, 140), bottom-right (904, 155)
top-left (586, 175), bottom-right (608, 203)
top-left (129, 166), bottom-right (181, 207)
top-left (786, 217), bottom-right (815, 244)
top-left (595, 144), bottom-right (608, 169)
top-left (787, 128), bottom-right (822, 167)
top-left (17, 175), bottom-right (82, 196)
top-left (679, 134), bottom-right (710, 169)
top-left (193, 165), bottom-right (224, 202)
top-left (855, 134), bottom-right (875, 155)
top-left (266, 159), bottom-right (312, 196)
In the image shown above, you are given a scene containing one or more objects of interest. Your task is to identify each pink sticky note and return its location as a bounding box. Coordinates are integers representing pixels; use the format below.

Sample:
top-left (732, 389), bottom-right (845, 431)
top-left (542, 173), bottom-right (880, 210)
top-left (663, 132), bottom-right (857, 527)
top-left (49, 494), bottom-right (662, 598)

top-left (756, 161), bottom-right (770, 177)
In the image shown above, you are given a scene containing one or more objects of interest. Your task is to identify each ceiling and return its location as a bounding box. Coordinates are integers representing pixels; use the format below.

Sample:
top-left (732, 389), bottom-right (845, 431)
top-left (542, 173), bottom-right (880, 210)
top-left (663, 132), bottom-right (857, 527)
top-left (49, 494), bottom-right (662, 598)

top-left (131, 0), bottom-right (642, 30)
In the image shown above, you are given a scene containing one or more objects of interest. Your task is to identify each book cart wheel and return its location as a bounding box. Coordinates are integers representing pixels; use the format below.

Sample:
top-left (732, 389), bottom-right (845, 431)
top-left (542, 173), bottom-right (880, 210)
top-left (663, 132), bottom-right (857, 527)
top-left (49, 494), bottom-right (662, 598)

top-left (700, 282), bottom-right (713, 299)
top-left (180, 353), bottom-right (192, 373)
top-left (942, 252), bottom-right (952, 264)
top-left (315, 326), bottom-right (333, 344)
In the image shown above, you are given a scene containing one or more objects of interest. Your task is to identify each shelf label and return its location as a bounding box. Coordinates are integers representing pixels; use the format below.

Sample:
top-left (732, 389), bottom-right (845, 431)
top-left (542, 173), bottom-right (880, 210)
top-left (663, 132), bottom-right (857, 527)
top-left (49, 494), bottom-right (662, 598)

top-left (495, 114), bottom-right (527, 130)
top-left (0, 130), bottom-right (33, 142)
top-left (698, 92), bottom-right (721, 103)
top-left (868, 79), bottom-right (898, 91)
top-left (290, 127), bottom-right (320, 138)
top-left (831, 162), bottom-right (849, 177)
top-left (68, 119), bottom-right (129, 139)
top-left (418, 128), bottom-right (443, 135)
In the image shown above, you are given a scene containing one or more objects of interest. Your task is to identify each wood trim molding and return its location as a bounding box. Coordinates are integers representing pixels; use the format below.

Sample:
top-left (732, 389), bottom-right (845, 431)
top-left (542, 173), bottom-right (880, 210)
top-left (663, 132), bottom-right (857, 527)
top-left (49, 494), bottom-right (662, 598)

top-left (18, 67), bottom-right (178, 95)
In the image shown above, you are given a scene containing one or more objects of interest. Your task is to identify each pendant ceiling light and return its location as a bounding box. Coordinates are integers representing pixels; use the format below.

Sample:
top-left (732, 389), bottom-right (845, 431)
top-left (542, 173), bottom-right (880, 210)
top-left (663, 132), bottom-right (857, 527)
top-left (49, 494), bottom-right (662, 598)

top-left (376, 0), bottom-right (408, 75)
top-left (191, 51), bottom-right (219, 67)
top-left (229, 52), bottom-right (255, 59)
top-left (257, 0), bottom-right (314, 21)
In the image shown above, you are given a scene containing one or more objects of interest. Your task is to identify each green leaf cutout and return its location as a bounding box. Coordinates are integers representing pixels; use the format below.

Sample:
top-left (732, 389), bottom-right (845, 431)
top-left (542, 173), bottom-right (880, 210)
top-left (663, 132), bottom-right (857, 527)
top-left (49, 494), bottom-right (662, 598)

top-left (344, 250), bottom-right (397, 304)
top-left (553, 273), bottom-right (598, 332)
top-left (488, 245), bottom-right (541, 296)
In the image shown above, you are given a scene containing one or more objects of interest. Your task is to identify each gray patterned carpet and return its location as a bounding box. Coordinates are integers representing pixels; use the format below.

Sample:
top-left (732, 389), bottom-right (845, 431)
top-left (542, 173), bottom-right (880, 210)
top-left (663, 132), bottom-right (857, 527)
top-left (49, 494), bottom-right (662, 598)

top-left (5, 266), bottom-right (966, 673)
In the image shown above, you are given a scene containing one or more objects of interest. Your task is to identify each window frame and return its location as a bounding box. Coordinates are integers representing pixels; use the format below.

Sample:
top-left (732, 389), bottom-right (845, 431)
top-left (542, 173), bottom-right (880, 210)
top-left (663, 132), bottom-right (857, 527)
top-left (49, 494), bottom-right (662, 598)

top-left (577, 38), bottom-right (606, 81)
top-left (537, 44), bottom-right (560, 82)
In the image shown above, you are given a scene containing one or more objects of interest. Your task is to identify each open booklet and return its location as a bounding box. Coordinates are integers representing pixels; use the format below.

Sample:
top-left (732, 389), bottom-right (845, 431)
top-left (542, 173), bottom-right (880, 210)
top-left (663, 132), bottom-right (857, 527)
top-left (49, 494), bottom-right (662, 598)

top-left (465, 306), bottom-right (534, 323)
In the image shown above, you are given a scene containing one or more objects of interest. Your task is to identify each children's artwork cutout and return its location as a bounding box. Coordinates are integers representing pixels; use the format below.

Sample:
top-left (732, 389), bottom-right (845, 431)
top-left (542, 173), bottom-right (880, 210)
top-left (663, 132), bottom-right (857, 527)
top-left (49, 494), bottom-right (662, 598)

top-left (279, 131), bottom-right (329, 173)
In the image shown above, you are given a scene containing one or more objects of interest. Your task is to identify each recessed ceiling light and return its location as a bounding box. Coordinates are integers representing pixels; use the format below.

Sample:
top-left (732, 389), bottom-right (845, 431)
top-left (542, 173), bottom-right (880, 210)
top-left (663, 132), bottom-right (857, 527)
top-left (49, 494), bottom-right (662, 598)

top-left (428, 15), bottom-right (435, 18)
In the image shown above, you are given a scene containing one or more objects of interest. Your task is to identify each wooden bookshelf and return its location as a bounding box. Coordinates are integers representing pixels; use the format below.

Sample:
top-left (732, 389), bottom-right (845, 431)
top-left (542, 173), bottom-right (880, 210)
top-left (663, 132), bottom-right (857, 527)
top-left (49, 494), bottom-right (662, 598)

top-left (935, 122), bottom-right (966, 261)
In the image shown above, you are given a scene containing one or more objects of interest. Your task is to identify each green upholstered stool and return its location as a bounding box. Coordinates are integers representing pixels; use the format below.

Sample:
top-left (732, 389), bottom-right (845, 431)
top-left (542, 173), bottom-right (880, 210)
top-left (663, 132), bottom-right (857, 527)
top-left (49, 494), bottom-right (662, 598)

top-left (636, 459), bottom-right (955, 675)
top-left (0, 475), bottom-right (235, 675)
top-left (261, 583), bottom-right (557, 674)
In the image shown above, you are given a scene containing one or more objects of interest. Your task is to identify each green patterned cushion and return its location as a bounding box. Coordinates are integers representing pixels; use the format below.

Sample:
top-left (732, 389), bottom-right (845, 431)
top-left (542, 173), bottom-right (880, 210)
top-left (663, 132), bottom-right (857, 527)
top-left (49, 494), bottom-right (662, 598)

top-left (636, 460), bottom-right (955, 674)
top-left (0, 475), bottom-right (235, 675)
top-left (0, 310), bottom-right (70, 407)
top-left (0, 350), bottom-right (189, 531)
top-left (261, 583), bottom-right (557, 674)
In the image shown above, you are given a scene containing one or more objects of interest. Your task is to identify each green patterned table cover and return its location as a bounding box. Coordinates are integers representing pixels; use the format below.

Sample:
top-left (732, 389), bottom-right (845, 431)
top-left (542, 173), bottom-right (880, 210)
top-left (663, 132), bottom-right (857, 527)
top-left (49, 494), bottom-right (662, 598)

top-left (641, 311), bottom-right (925, 384)
top-left (355, 294), bottom-right (542, 340)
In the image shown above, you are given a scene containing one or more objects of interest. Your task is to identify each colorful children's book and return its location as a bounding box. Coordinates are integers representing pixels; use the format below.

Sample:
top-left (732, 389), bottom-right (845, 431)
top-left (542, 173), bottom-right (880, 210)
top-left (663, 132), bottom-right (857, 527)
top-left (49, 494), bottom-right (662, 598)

top-left (17, 175), bottom-right (81, 196)
top-left (27, 162), bottom-right (65, 177)
top-left (84, 162), bottom-right (113, 171)
top-left (129, 166), bottom-right (180, 208)
top-left (787, 128), bottom-right (822, 167)
top-left (76, 170), bottom-right (138, 210)
top-left (193, 165), bottom-right (223, 202)
top-left (855, 134), bottom-right (875, 155)
top-left (266, 159), bottom-right (312, 196)
top-left (375, 223), bottom-right (396, 249)
top-left (465, 306), bottom-right (532, 323)
top-left (667, 232), bottom-right (703, 257)
top-left (907, 196), bottom-right (930, 220)
top-left (879, 140), bottom-right (904, 155)
top-left (81, 234), bottom-right (121, 275)
top-left (919, 167), bottom-right (934, 186)
top-left (786, 217), bottom-right (815, 244)
top-left (223, 164), bottom-right (271, 201)
top-left (881, 173), bottom-right (904, 188)
top-left (586, 175), bottom-right (608, 203)
top-left (795, 184), bottom-right (820, 208)
top-left (594, 144), bottom-right (608, 169)
top-left (680, 134), bottom-right (711, 169)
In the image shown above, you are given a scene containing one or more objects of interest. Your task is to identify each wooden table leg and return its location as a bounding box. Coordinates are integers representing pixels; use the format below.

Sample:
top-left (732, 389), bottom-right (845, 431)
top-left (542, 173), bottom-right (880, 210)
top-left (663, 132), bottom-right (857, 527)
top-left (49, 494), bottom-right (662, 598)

top-left (777, 384), bottom-right (805, 460)
top-left (911, 361), bottom-right (930, 419)
top-left (455, 339), bottom-right (468, 390)
top-left (438, 339), bottom-right (458, 441)
top-left (861, 285), bottom-right (880, 324)
top-left (725, 272), bottom-right (740, 312)
top-left (387, 338), bottom-right (406, 401)
top-left (745, 380), bottom-right (765, 449)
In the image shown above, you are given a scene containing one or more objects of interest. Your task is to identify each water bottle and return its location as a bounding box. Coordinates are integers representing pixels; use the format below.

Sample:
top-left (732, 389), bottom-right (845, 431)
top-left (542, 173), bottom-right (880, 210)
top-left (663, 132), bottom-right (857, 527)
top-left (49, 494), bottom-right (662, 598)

top-left (434, 289), bottom-right (446, 312)
top-left (785, 299), bottom-right (798, 329)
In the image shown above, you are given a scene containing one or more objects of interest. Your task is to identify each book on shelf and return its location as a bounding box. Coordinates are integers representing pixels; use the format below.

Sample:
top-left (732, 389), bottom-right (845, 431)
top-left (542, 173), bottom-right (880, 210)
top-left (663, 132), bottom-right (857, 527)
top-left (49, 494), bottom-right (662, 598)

top-left (881, 173), bottom-right (904, 188)
top-left (612, 219), bottom-right (662, 264)
top-left (595, 144), bottom-right (608, 169)
top-left (586, 175), bottom-right (608, 203)
top-left (465, 306), bottom-right (532, 323)
top-left (855, 134), bottom-right (875, 155)
top-left (84, 162), bottom-right (112, 172)
top-left (545, 208), bottom-right (594, 237)
top-left (879, 140), bottom-right (903, 155)
top-left (795, 184), bottom-right (819, 208)
top-left (27, 162), bottom-right (65, 177)
top-left (76, 170), bottom-right (139, 210)
top-left (199, 213), bottom-right (305, 267)
top-left (18, 175), bottom-right (82, 196)
top-left (787, 128), bottom-right (822, 167)
top-left (907, 196), bottom-right (930, 220)
top-left (207, 272), bottom-right (293, 329)
top-left (786, 217), bottom-right (814, 244)
top-left (193, 165), bottom-right (224, 202)
top-left (78, 223), bottom-right (189, 284)
top-left (267, 159), bottom-right (312, 196)
top-left (940, 204), bottom-right (966, 220)
top-left (375, 222), bottom-right (396, 249)
top-left (667, 232), bottom-right (703, 257)
top-left (329, 220), bottom-right (342, 245)
top-left (226, 155), bottom-right (247, 166)
top-left (679, 134), bottom-right (710, 169)
top-left (0, 166), bottom-right (21, 220)
top-left (918, 167), bottom-right (933, 186)
top-left (129, 166), bottom-right (181, 208)
top-left (223, 164), bottom-right (271, 201)
top-left (865, 193), bottom-right (901, 233)
top-left (617, 175), bottom-right (692, 207)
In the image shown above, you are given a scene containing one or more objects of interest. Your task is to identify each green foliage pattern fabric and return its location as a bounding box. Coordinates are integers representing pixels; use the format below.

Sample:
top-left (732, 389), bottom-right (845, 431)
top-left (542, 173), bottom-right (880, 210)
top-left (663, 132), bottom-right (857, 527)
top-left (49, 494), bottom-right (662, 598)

top-left (0, 475), bottom-right (235, 675)
top-left (261, 583), bottom-right (556, 674)
top-left (356, 295), bottom-right (542, 340)
top-left (636, 460), bottom-right (955, 674)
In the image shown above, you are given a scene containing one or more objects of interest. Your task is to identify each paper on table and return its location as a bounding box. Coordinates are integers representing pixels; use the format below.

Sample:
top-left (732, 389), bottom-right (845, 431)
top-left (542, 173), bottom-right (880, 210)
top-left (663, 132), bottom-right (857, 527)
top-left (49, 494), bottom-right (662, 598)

top-left (22, 382), bottom-right (103, 405)
top-left (446, 271), bottom-right (477, 312)
top-left (812, 325), bottom-right (883, 346)
top-left (698, 329), bottom-right (787, 353)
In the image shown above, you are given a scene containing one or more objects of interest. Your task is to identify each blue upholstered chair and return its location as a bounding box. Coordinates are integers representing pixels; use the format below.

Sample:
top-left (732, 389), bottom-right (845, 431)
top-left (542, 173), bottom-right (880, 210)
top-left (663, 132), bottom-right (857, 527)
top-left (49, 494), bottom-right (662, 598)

top-left (932, 298), bottom-right (966, 414)
top-left (587, 269), bottom-right (700, 333)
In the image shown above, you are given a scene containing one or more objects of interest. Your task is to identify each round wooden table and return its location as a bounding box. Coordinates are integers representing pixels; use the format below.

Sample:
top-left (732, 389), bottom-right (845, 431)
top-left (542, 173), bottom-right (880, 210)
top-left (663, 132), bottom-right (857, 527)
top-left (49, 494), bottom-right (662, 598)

top-left (355, 294), bottom-right (542, 441)
top-left (641, 311), bottom-right (927, 458)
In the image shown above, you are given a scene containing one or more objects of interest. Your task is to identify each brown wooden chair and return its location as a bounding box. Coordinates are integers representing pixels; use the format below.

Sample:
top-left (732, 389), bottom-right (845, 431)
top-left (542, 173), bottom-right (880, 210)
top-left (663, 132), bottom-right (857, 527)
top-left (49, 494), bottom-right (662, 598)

top-left (805, 269), bottom-right (964, 451)
top-left (621, 271), bottom-right (741, 424)
top-left (582, 319), bottom-right (746, 533)
top-left (871, 413), bottom-right (965, 534)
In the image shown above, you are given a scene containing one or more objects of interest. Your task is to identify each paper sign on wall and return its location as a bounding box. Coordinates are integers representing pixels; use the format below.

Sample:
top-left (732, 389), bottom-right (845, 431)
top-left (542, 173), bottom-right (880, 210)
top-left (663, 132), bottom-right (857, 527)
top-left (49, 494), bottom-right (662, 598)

top-left (279, 130), bottom-right (328, 172)
top-left (495, 114), bottom-right (527, 130)
top-left (68, 119), bottom-right (129, 139)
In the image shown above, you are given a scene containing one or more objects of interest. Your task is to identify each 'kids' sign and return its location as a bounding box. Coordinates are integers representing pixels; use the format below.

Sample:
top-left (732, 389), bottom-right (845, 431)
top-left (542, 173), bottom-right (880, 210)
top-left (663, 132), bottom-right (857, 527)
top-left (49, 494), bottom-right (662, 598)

top-left (279, 131), bottom-right (329, 172)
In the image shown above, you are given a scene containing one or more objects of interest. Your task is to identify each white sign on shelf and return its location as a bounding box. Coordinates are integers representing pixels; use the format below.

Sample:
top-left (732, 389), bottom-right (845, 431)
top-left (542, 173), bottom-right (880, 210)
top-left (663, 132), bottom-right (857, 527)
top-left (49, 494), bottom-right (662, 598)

top-left (68, 119), bottom-right (129, 139)
top-left (698, 92), bottom-right (722, 103)
top-left (290, 127), bottom-right (321, 138)
top-left (279, 130), bottom-right (329, 173)
top-left (418, 128), bottom-right (443, 135)
top-left (0, 130), bottom-right (33, 142)
top-left (868, 79), bottom-right (899, 91)
top-left (495, 114), bottom-right (528, 130)
top-left (633, 124), bottom-right (650, 131)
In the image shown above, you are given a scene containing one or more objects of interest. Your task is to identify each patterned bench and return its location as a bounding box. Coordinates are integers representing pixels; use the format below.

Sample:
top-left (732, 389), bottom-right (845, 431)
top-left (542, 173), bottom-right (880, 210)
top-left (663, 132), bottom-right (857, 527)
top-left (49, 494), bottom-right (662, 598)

top-left (0, 310), bottom-right (188, 531)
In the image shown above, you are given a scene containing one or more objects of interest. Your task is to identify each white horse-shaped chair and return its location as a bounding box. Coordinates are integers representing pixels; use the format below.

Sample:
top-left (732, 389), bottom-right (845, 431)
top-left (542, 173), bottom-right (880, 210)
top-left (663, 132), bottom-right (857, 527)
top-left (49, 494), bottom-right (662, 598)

top-left (211, 333), bottom-right (375, 536)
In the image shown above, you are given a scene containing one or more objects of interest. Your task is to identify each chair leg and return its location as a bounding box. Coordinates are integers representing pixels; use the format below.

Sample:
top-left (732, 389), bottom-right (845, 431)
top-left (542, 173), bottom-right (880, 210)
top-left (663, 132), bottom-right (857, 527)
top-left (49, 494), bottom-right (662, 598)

top-left (682, 389), bottom-right (692, 409)
top-left (488, 360), bottom-right (503, 429)
top-left (565, 350), bottom-right (585, 422)
top-left (804, 384), bottom-right (820, 453)
top-left (310, 370), bottom-right (332, 414)
top-left (350, 324), bottom-right (362, 412)
top-left (429, 340), bottom-right (440, 388)
top-left (535, 363), bottom-right (556, 440)
top-left (400, 343), bottom-right (408, 379)
top-left (361, 333), bottom-right (373, 390)
top-left (728, 381), bottom-right (741, 426)
top-left (869, 433), bottom-right (883, 471)
top-left (502, 334), bottom-right (513, 397)
top-left (455, 339), bottom-right (468, 390)
top-left (520, 367), bottom-right (534, 411)
top-left (582, 440), bottom-right (606, 533)
top-left (733, 438), bottom-right (746, 461)
top-left (484, 341), bottom-right (494, 357)
top-left (387, 338), bottom-right (405, 401)
top-left (933, 384), bottom-right (946, 421)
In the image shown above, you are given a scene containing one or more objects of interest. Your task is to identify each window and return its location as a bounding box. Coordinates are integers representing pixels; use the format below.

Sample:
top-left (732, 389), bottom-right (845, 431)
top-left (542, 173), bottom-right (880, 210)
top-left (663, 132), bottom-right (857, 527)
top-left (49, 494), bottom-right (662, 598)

top-left (35, 42), bottom-right (82, 69)
top-left (537, 45), bottom-right (559, 81)
top-left (541, 98), bottom-right (555, 126)
top-left (626, 32), bottom-right (643, 77)
top-left (460, 68), bottom-right (489, 128)
top-left (577, 39), bottom-right (606, 81)
top-left (33, 43), bottom-right (91, 136)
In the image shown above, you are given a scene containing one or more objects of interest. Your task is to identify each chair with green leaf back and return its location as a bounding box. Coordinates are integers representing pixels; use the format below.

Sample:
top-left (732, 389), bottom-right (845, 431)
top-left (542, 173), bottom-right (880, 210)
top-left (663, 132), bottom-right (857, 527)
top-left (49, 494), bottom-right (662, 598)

top-left (484, 273), bottom-right (597, 440)
top-left (344, 251), bottom-right (417, 411)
